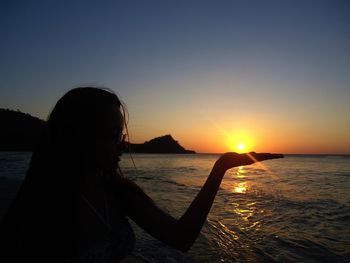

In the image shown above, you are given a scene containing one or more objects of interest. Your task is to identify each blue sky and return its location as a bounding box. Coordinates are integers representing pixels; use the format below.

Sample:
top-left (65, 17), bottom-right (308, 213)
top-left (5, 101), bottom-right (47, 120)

top-left (1, 0), bottom-right (349, 153)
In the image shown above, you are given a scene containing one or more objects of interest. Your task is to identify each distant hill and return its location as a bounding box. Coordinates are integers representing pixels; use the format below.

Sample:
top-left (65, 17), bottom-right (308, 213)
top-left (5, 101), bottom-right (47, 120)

top-left (0, 109), bottom-right (45, 151)
top-left (128, 134), bottom-right (196, 154)
top-left (0, 108), bottom-right (195, 153)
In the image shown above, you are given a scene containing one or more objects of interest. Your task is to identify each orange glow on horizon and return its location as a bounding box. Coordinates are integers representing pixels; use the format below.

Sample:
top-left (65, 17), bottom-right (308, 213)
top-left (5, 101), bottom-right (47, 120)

top-left (130, 121), bottom-right (350, 154)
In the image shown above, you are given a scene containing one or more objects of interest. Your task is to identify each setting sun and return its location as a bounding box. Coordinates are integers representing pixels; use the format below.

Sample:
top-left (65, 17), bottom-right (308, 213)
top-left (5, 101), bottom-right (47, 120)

top-left (224, 130), bottom-right (255, 153)
top-left (237, 143), bottom-right (245, 152)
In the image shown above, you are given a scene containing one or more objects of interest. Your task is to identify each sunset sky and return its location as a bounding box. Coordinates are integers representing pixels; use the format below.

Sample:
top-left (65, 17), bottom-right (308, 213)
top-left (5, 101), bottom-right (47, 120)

top-left (1, 1), bottom-right (350, 154)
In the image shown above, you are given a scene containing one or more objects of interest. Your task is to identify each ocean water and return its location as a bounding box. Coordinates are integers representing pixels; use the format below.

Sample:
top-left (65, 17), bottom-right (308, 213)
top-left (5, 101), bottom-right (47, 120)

top-left (0, 152), bottom-right (349, 262)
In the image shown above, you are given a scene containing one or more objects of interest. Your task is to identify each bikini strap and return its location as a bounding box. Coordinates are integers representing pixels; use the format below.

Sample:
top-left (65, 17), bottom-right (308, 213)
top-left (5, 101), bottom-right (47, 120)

top-left (81, 193), bottom-right (111, 231)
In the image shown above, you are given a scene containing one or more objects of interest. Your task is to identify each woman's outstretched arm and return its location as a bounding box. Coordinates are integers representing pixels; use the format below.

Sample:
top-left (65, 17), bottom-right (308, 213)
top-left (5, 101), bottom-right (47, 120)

top-left (120, 152), bottom-right (283, 252)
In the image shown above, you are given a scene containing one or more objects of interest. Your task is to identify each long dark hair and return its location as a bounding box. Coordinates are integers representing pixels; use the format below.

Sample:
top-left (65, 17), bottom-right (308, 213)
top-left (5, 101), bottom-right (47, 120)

top-left (1, 87), bottom-right (126, 261)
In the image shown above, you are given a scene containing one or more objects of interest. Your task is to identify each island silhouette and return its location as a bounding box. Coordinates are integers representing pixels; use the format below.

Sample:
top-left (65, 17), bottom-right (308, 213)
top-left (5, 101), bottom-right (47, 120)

top-left (0, 108), bottom-right (195, 153)
top-left (0, 109), bottom-right (45, 151)
top-left (127, 134), bottom-right (195, 154)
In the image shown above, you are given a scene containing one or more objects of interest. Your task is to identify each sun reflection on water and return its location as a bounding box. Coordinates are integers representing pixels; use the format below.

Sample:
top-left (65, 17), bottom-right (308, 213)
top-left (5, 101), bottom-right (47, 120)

top-left (233, 166), bottom-right (248, 193)
top-left (236, 166), bottom-right (246, 179)
top-left (230, 166), bottom-right (261, 228)
top-left (234, 182), bottom-right (248, 194)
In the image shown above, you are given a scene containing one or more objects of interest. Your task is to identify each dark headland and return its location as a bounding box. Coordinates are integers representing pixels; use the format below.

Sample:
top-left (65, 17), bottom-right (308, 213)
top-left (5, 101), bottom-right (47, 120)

top-left (0, 108), bottom-right (195, 154)
top-left (127, 135), bottom-right (195, 154)
top-left (0, 109), bottom-right (46, 151)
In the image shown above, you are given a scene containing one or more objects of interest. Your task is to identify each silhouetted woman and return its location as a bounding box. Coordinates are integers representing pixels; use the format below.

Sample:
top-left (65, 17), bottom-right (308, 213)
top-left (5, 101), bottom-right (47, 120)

top-left (0, 87), bottom-right (281, 262)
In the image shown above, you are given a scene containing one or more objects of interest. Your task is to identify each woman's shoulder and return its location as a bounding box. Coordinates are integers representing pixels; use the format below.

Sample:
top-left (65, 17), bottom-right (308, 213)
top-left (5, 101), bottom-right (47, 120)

top-left (105, 171), bottom-right (153, 207)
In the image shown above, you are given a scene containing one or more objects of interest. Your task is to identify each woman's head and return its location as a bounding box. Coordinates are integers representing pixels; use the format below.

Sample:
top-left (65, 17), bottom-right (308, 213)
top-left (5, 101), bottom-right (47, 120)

top-left (47, 87), bottom-right (127, 171)
top-left (0, 87), bottom-right (129, 259)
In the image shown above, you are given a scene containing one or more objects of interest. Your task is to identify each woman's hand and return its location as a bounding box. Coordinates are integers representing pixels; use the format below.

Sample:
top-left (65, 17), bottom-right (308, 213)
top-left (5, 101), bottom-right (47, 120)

top-left (214, 152), bottom-right (284, 172)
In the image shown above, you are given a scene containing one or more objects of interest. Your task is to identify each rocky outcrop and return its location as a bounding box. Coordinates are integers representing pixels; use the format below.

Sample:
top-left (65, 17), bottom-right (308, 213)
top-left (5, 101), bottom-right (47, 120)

top-left (128, 134), bottom-right (196, 154)
top-left (0, 109), bottom-right (45, 151)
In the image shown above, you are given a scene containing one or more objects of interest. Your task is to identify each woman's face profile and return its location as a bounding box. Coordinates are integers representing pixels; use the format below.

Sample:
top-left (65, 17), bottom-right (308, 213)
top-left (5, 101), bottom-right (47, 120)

top-left (94, 104), bottom-right (124, 172)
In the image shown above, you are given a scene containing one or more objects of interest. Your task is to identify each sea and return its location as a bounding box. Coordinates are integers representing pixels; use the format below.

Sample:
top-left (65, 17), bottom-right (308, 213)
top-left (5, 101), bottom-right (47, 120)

top-left (0, 152), bottom-right (349, 263)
